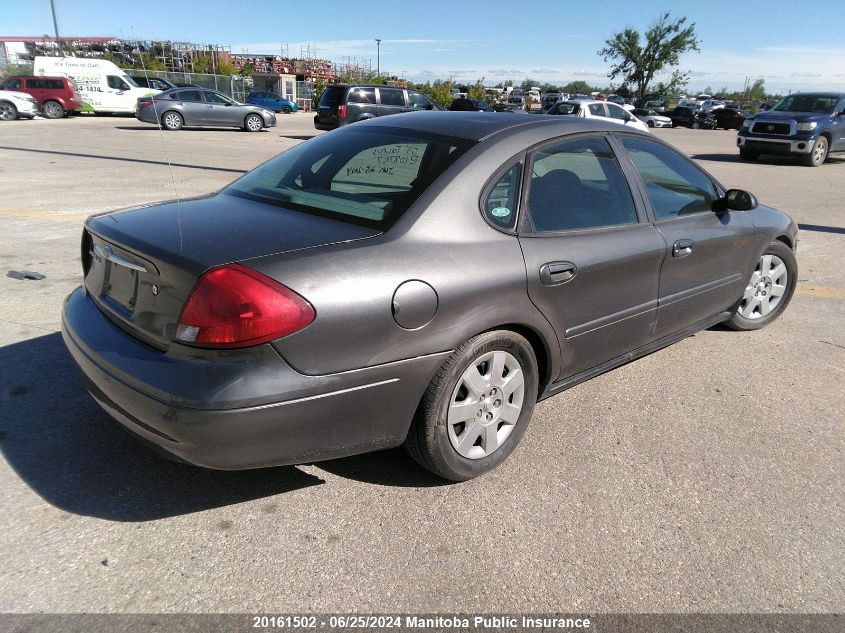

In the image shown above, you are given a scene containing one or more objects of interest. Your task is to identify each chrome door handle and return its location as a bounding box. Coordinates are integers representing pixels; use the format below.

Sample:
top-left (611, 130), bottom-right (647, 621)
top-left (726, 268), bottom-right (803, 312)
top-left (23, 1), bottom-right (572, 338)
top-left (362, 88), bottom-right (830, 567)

top-left (672, 239), bottom-right (695, 258)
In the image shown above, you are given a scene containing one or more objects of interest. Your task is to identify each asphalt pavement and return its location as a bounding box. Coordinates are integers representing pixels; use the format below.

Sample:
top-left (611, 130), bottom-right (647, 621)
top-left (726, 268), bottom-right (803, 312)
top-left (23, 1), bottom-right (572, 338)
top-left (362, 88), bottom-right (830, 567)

top-left (0, 113), bottom-right (842, 615)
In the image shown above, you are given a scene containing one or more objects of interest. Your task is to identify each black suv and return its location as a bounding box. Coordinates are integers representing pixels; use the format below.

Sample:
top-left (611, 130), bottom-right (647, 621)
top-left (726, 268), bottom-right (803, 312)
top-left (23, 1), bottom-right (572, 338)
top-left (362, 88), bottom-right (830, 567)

top-left (314, 84), bottom-right (435, 130)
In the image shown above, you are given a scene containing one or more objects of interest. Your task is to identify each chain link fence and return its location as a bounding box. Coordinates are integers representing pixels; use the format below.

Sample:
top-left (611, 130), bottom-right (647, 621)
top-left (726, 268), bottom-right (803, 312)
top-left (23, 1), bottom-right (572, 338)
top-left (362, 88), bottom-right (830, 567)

top-left (130, 70), bottom-right (253, 102)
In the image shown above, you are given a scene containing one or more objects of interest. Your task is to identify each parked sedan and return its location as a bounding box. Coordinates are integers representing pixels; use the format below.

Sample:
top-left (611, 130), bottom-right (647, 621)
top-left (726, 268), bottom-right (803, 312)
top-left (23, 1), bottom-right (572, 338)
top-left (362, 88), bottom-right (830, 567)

top-left (546, 100), bottom-right (650, 132)
top-left (247, 91), bottom-right (298, 113)
top-left (62, 113), bottom-right (797, 481)
top-left (632, 108), bottom-right (673, 128)
top-left (136, 88), bottom-right (276, 131)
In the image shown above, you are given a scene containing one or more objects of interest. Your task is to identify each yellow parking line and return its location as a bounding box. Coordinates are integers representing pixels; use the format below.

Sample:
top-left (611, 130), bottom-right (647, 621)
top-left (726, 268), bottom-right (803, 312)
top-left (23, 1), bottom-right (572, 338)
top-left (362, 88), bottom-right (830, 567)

top-left (795, 284), bottom-right (845, 300)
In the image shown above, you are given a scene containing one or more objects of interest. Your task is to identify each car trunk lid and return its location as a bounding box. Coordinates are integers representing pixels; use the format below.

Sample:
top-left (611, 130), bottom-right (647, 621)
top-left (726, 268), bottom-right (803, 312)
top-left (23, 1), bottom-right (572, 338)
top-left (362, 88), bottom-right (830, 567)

top-left (83, 193), bottom-right (380, 350)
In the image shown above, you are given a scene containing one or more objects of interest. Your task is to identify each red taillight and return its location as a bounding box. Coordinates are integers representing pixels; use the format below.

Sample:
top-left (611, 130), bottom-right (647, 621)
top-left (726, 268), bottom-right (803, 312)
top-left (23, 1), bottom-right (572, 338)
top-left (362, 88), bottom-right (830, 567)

top-left (337, 104), bottom-right (347, 119)
top-left (174, 264), bottom-right (315, 348)
top-left (138, 99), bottom-right (153, 109)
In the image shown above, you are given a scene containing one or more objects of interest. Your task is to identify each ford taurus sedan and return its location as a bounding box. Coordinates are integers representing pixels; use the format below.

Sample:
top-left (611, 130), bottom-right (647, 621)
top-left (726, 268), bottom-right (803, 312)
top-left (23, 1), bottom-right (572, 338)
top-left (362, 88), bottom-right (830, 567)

top-left (62, 113), bottom-right (798, 481)
top-left (136, 87), bottom-right (276, 132)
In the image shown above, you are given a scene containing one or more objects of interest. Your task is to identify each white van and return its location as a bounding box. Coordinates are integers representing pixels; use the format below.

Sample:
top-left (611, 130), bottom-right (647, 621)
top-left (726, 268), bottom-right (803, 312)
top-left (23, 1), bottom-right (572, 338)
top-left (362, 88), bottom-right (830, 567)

top-left (33, 56), bottom-right (158, 113)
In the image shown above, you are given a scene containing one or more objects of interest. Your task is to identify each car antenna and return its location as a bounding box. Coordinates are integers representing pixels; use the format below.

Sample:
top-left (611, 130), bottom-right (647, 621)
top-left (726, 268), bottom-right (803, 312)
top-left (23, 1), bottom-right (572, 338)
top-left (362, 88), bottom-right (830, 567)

top-left (134, 30), bottom-right (183, 252)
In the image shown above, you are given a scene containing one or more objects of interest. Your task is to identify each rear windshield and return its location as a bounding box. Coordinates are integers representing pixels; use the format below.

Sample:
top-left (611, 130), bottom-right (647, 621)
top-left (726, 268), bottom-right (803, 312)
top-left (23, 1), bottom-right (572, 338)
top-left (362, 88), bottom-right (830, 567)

top-left (224, 127), bottom-right (476, 230)
top-left (319, 86), bottom-right (346, 106)
top-left (772, 94), bottom-right (839, 114)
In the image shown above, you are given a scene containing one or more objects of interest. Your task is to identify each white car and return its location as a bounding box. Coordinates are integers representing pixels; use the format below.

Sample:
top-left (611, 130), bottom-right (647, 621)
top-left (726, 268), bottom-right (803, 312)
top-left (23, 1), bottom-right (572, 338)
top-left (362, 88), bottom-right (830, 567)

top-left (0, 89), bottom-right (40, 121)
top-left (700, 99), bottom-right (725, 113)
top-left (545, 99), bottom-right (650, 132)
top-left (632, 108), bottom-right (673, 128)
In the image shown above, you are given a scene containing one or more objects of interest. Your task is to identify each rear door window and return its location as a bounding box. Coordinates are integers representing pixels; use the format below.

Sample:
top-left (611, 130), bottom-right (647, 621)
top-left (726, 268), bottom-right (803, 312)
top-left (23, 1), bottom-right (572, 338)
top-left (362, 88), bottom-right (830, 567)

top-left (175, 90), bottom-right (204, 102)
top-left (378, 89), bottom-right (405, 106)
top-left (347, 88), bottom-right (376, 104)
top-left (527, 136), bottom-right (638, 232)
top-left (5, 79), bottom-right (21, 90)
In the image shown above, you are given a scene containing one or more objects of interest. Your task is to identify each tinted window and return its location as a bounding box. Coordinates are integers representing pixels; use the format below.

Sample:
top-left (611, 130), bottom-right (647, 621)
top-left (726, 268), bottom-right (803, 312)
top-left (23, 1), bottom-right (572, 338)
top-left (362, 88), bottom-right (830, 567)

top-left (551, 102), bottom-right (579, 115)
top-left (772, 94), bottom-right (838, 114)
top-left (347, 88), bottom-right (375, 104)
top-left (5, 79), bottom-right (21, 90)
top-left (620, 136), bottom-right (717, 219)
top-left (528, 137), bottom-right (637, 232)
top-left (378, 88), bottom-right (405, 106)
top-left (26, 79), bottom-right (45, 89)
top-left (225, 127), bottom-right (475, 230)
top-left (484, 164), bottom-right (522, 230)
top-left (106, 75), bottom-right (129, 90)
top-left (408, 91), bottom-right (431, 110)
top-left (175, 90), bottom-right (204, 102)
top-left (319, 86), bottom-right (345, 105)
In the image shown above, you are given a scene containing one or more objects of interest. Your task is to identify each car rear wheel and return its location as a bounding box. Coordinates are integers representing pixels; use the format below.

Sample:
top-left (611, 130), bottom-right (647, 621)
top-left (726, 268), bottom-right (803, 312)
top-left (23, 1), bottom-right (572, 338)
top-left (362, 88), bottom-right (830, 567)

top-left (647, 120), bottom-right (655, 128)
top-left (43, 100), bottom-right (65, 119)
top-left (404, 330), bottom-right (538, 481)
top-left (0, 101), bottom-right (17, 121)
top-left (725, 241), bottom-right (796, 331)
top-left (804, 136), bottom-right (829, 167)
top-left (161, 111), bottom-right (183, 130)
top-left (244, 113), bottom-right (263, 132)
top-left (282, 105), bottom-right (292, 114)
top-left (740, 148), bottom-right (759, 161)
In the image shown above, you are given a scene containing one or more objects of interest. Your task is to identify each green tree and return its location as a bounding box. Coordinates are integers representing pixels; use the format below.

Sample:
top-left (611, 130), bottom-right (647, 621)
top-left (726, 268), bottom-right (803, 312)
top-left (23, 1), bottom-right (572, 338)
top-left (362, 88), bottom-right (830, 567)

top-left (747, 78), bottom-right (766, 102)
top-left (520, 77), bottom-right (540, 92)
top-left (562, 80), bottom-right (594, 95)
top-left (467, 78), bottom-right (486, 100)
top-left (598, 13), bottom-right (700, 103)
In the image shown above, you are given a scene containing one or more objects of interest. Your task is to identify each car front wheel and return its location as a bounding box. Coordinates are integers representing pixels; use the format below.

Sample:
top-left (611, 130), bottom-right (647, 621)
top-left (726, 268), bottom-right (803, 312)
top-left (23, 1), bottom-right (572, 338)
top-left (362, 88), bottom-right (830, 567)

top-left (726, 241), bottom-right (797, 331)
top-left (404, 330), bottom-right (538, 481)
top-left (0, 101), bottom-right (18, 121)
top-left (282, 105), bottom-right (292, 114)
top-left (244, 113), bottom-right (263, 132)
top-left (805, 136), bottom-right (829, 167)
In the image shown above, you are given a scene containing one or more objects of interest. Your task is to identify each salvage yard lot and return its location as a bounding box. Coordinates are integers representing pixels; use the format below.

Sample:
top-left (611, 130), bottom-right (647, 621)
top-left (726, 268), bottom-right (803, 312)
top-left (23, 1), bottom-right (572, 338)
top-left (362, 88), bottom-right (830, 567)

top-left (0, 114), bottom-right (842, 613)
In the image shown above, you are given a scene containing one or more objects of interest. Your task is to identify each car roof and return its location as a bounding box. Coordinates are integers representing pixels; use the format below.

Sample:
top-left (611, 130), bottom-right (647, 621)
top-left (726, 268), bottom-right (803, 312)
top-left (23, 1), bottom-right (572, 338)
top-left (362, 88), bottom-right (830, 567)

top-left (361, 111), bottom-right (640, 141)
top-left (787, 92), bottom-right (845, 98)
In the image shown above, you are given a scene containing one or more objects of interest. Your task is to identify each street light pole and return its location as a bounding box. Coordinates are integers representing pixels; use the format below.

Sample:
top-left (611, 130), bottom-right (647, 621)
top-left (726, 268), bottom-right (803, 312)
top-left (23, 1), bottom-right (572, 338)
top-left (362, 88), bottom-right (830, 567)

top-left (50, 0), bottom-right (61, 54)
top-left (375, 39), bottom-right (381, 77)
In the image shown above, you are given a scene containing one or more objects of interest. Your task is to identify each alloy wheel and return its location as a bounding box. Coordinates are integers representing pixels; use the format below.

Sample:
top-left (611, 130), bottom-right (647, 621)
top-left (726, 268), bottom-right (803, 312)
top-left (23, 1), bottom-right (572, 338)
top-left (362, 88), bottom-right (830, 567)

top-left (447, 350), bottom-right (524, 459)
top-left (246, 115), bottom-right (262, 131)
top-left (738, 254), bottom-right (788, 319)
top-left (0, 103), bottom-right (15, 121)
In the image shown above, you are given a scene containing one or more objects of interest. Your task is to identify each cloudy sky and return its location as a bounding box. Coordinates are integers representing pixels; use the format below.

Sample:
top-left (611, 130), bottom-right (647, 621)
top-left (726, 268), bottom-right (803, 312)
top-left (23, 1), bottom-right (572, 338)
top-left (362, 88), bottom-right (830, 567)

top-left (4, 0), bottom-right (844, 93)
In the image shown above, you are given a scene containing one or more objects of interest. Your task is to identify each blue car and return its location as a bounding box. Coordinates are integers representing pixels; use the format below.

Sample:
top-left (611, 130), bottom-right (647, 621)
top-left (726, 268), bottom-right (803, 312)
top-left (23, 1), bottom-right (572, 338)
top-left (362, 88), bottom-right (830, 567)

top-left (246, 91), bottom-right (298, 114)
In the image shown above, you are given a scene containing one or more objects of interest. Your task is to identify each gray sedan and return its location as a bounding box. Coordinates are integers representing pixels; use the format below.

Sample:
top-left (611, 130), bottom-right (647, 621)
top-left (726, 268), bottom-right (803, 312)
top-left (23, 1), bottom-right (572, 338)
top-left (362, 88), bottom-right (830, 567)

top-left (136, 87), bottom-right (276, 131)
top-left (62, 113), bottom-right (797, 481)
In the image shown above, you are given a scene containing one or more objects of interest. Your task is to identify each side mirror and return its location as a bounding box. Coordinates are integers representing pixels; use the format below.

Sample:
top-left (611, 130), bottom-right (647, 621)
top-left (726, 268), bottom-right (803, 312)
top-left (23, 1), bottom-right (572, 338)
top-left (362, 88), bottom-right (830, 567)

top-left (721, 188), bottom-right (758, 212)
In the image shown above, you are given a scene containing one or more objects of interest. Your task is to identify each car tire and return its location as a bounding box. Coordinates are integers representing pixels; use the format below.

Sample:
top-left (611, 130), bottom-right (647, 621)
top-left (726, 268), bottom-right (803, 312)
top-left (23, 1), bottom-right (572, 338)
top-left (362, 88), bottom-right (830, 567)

top-left (804, 136), bottom-right (829, 167)
top-left (725, 240), bottom-right (797, 331)
top-left (43, 100), bottom-right (65, 119)
top-left (282, 105), bottom-right (292, 114)
top-left (647, 120), bottom-right (655, 128)
top-left (161, 111), bottom-right (183, 131)
top-left (244, 113), bottom-right (263, 132)
top-left (0, 100), bottom-right (18, 121)
top-left (740, 148), bottom-right (759, 161)
top-left (404, 330), bottom-right (538, 481)
top-left (691, 121), bottom-right (700, 129)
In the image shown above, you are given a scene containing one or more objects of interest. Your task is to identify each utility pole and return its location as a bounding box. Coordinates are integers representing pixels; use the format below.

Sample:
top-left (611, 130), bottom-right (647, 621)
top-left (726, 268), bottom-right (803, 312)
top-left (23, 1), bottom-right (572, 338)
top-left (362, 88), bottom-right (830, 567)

top-left (50, 0), bottom-right (61, 55)
top-left (375, 39), bottom-right (381, 77)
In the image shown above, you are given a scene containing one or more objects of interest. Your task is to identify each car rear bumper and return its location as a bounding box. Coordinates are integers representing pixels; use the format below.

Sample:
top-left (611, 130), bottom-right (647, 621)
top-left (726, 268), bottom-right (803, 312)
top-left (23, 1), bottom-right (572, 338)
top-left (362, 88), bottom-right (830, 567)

top-left (62, 286), bottom-right (448, 470)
